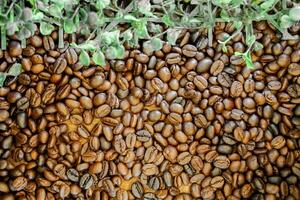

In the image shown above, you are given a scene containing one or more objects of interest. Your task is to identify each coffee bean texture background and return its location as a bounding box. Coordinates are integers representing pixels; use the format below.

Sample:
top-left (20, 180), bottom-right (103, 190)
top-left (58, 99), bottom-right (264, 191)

top-left (0, 22), bottom-right (300, 200)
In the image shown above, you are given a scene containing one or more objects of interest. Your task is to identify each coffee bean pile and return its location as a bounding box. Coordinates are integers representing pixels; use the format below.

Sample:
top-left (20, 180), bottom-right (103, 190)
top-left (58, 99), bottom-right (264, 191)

top-left (0, 22), bottom-right (300, 200)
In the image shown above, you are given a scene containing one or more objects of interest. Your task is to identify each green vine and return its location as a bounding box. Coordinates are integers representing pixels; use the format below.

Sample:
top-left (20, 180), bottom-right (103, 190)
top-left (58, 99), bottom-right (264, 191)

top-left (0, 0), bottom-right (298, 72)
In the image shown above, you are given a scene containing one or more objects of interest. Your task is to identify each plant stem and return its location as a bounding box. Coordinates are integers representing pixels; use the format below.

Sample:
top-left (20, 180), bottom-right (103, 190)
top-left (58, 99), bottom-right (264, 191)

top-left (207, 0), bottom-right (213, 47)
top-left (1, 26), bottom-right (7, 50)
top-left (58, 26), bottom-right (64, 48)
top-left (21, 38), bottom-right (26, 48)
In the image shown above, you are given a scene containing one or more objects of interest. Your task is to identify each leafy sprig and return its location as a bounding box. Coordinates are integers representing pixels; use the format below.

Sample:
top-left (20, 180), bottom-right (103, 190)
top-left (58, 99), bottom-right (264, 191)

top-left (0, 0), bottom-right (298, 69)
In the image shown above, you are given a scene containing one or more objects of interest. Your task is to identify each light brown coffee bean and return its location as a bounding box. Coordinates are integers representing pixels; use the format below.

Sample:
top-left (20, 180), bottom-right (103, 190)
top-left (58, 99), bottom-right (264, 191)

top-left (11, 176), bottom-right (27, 191)
top-left (194, 75), bottom-right (208, 91)
top-left (271, 136), bottom-right (286, 149)
top-left (230, 81), bottom-right (243, 97)
top-left (213, 156), bottom-right (230, 169)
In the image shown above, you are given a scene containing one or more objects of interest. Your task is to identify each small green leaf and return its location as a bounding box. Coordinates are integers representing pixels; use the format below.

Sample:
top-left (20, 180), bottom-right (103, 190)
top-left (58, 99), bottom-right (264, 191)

top-left (137, 0), bottom-right (152, 16)
top-left (253, 42), bottom-right (264, 51)
top-left (233, 21), bottom-right (243, 30)
top-left (92, 50), bottom-right (106, 66)
top-left (260, 0), bottom-right (276, 11)
top-left (17, 26), bottom-right (32, 40)
top-left (246, 35), bottom-right (256, 46)
top-left (79, 50), bottom-right (90, 66)
top-left (0, 73), bottom-right (6, 87)
top-left (7, 23), bottom-right (18, 36)
top-left (105, 46), bottom-right (117, 60)
top-left (96, 0), bottom-right (110, 9)
top-left (32, 11), bottom-right (44, 21)
top-left (49, 4), bottom-right (62, 18)
top-left (79, 8), bottom-right (88, 22)
top-left (133, 21), bottom-right (149, 39)
top-left (245, 55), bottom-right (254, 69)
top-left (280, 15), bottom-right (294, 29)
top-left (162, 15), bottom-right (174, 27)
top-left (234, 52), bottom-right (244, 56)
top-left (102, 30), bottom-right (120, 45)
top-left (167, 29), bottom-right (181, 45)
top-left (122, 29), bottom-right (133, 41)
top-left (289, 6), bottom-right (300, 21)
top-left (64, 19), bottom-right (76, 34)
top-left (13, 4), bottom-right (23, 20)
top-left (71, 41), bottom-right (97, 51)
top-left (220, 10), bottom-right (230, 21)
top-left (22, 8), bottom-right (33, 21)
top-left (0, 15), bottom-right (8, 26)
top-left (40, 22), bottom-right (55, 35)
top-left (8, 63), bottom-right (23, 76)
top-left (124, 14), bottom-right (139, 21)
top-left (115, 45), bottom-right (125, 59)
top-left (149, 38), bottom-right (163, 51)
top-left (221, 44), bottom-right (228, 53)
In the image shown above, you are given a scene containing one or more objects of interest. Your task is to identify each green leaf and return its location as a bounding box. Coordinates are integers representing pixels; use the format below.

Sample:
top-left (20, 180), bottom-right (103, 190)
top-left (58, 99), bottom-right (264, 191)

top-left (289, 6), bottom-right (300, 21)
top-left (17, 26), bottom-right (32, 40)
top-left (233, 21), bottom-right (243, 29)
top-left (122, 29), bottom-right (133, 41)
top-left (79, 8), bottom-right (88, 22)
top-left (150, 38), bottom-right (163, 50)
top-left (105, 46), bottom-right (117, 60)
top-left (115, 45), bottom-right (125, 59)
top-left (49, 4), bottom-right (62, 18)
top-left (8, 63), bottom-right (23, 76)
top-left (7, 23), bottom-right (18, 36)
top-left (71, 41), bottom-right (97, 51)
top-left (162, 15), bottom-right (174, 27)
top-left (79, 50), bottom-right (90, 66)
top-left (40, 22), bottom-right (55, 35)
top-left (167, 29), bottom-right (181, 45)
top-left (0, 73), bottom-right (6, 87)
top-left (124, 14), bottom-right (139, 21)
top-left (13, 4), bottom-right (23, 20)
top-left (260, 0), bottom-right (276, 11)
top-left (32, 11), bottom-right (44, 21)
top-left (0, 15), bottom-right (8, 26)
top-left (234, 52), bottom-right (244, 56)
top-left (244, 53), bottom-right (254, 69)
top-left (137, 0), bottom-right (152, 16)
top-left (102, 30), bottom-right (120, 45)
top-left (133, 20), bottom-right (149, 39)
top-left (96, 0), bottom-right (110, 9)
top-left (22, 8), bottom-right (33, 21)
top-left (253, 42), bottom-right (264, 51)
top-left (221, 44), bottom-right (227, 53)
top-left (246, 35), bottom-right (256, 46)
top-left (64, 19), bottom-right (76, 34)
top-left (92, 50), bottom-right (106, 66)
top-left (280, 15), bottom-right (294, 29)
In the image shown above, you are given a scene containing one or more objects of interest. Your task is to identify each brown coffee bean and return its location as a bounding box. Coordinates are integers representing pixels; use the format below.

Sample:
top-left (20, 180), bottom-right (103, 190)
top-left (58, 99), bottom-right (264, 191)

top-left (182, 44), bottom-right (197, 57)
top-left (11, 176), bottom-right (27, 191)
top-left (213, 156), bottom-right (230, 169)
top-left (210, 60), bottom-right (224, 76)
top-left (166, 53), bottom-right (181, 64)
top-left (194, 75), bottom-right (208, 91)
top-left (79, 173), bottom-right (93, 190)
top-left (217, 72), bottom-right (232, 87)
top-left (230, 81), bottom-right (243, 97)
top-left (52, 57), bottom-right (67, 74)
top-left (65, 48), bottom-right (78, 65)
top-left (271, 136), bottom-right (286, 149)
top-left (197, 58), bottom-right (212, 73)
top-left (136, 130), bottom-right (151, 142)
top-left (9, 41), bottom-right (22, 57)
top-left (210, 176), bottom-right (224, 188)
top-left (132, 182), bottom-right (144, 198)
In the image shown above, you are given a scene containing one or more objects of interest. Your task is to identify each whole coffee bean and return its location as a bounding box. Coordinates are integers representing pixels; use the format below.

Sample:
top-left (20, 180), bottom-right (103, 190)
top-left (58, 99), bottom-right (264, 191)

top-left (210, 176), bottom-right (224, 188)
top-left (166, 53), bottom-right (181, 64)
top-left (65, 48), bottom-right (78, 65)
top-left (213, 156), bottom-right (230, 169)
top-left (135, 53), bottom-right (149, 64)
top-left (9, 41), bottom-right (22, 57)
top-left (201, 186), bottom-right (214, 199)
top-left (182, 44), bottom-right (197, 57)
top-left (217, 145), bottom-right (233, 154)
top-left (210, 60), bottom-right (224, 76)
top-left (271, 136), bottom-right (286, 149)
top-left (136, 130), bottom-right (152, 142)
top-left (196, 58), bottom-right (212, 73)
top-left (79, 173), bottom-right (93, 190)
top-left (288, 63), bottom-right (300, 76)
top-left (217, 72), bottom-right (232, 87)
top-left (177, 152), bottom-right (192, 165)
top-left (52, 57), bottom-right (67, 74)
top-left (230, 81), bottom-right (243, 97)
top-left (148, 176), bottom-right (160, 190)
top-left (0, 110), bottom-right (9, 122)
top-left (132, 182), bottom-right (144, 198)
top-left (194, 75), bottom-right (208, 91)
top-left (11, 176), bottom-right (27, 191)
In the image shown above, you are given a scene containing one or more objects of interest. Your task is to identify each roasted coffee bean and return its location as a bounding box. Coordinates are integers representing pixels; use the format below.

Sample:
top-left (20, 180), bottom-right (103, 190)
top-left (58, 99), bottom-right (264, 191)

top-left (52, 57), bottom-right (67, 74)
top-left (79, 173), bottom-right (93, 190)
top-left (196, 58), bottom-right (212, 73)
top-left (65, 48), bottom-right (78, 65)
top-left (132, 182), bottom-right (144, 198)
top-left (182, 44), bottom-right (197, 57)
